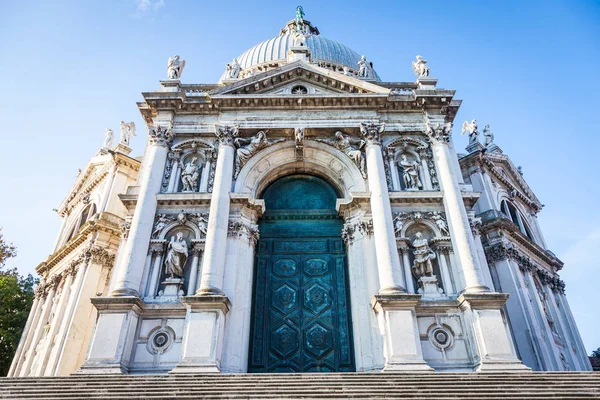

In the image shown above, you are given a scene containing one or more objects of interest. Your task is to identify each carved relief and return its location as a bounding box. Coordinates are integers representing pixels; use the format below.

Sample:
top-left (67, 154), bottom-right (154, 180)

top-left (148, 126), bottom-right (173, 147)
top-left (228, 219), bottom-right (260, 245)
top-left (234, 131), bottom-right (284, 178)
top-left (214, 124), bottom-right (239, 147)
top-left (317, 131), bottom-right (367, 178)
top-left (392, 211), bottom-right (449, 238)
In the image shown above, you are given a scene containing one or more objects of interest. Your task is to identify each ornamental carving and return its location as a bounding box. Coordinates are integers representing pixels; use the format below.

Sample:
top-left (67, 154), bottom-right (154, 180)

top-left (341, 219), bottom-right (373, 244)
top-left (425, 118), bottom-right (452, 144)
top-left (148, 126), bottom-right (174, 147)
top-left (151, 212), bottom-right (209, 239)
top-left (392, 211), bottom-right (449, 238)
top-left (214, 124), bottom-right (239, 147)
top-left (228, 220), bottom-right (260, 245)
top-left (234, 131), bottom-right (284, 178)
top-left (483, 243), bottom-right (565, 294)
top-left (316, 132), bottom-right (367, 179)
top-left (359, 121), bottom-right (385, 146)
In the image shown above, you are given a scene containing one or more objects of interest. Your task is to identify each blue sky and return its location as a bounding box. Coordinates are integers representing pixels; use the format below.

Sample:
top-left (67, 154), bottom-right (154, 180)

top-left (1, 0), bottom-right (599, 353)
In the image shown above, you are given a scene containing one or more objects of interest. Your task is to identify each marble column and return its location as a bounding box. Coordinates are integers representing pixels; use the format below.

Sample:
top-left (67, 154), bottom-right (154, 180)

top-left (187, 245), bottom-right (203, 296)
top-left (197, 124), bottom-right (238, 295)
top-left (398, 242), bottom-right (415, 294)
top-left (425, 120), bottom-right (488, 293)
top-left (167, 151), bottom-right (180, 193)
top-left (360, 121), bottom-right (406, 294)
top-left (147, 245), bottom-right (165, 298)
top-left (386, 150), bottom-right (400, 191)
top-left (8, 294), bottom-right (42, 376)
top-left (199, 150), bottom-right (213, 192)
top-left (111, 126), bottom-right (173, 297)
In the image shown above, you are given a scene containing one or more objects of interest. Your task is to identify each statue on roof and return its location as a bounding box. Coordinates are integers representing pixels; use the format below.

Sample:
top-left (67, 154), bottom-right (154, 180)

top-left (412, 55), bottom-right (430, 78)
top-left (358, 55), bottom-right (374, 79)
top-left (295, 6), bottom-right (305, 32)
top-left (483, 124), bottom-right (495, 147)
top-left (167, 55), bottom-right (186, 79)
top-left (461, 119), bottom-right (479, 144)
top-left (225, 58), bottom-right (241, 79)
top-left (103, 128), bottom-right (113, 149)
top-left (119, 121), bottom-right (136, 146)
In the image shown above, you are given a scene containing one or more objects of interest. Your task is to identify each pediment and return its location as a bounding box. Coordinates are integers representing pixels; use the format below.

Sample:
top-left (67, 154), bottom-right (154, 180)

top-left (210, 61), bottom-right (389, 97)
top-left (486, 154), bottom-right (542, 209)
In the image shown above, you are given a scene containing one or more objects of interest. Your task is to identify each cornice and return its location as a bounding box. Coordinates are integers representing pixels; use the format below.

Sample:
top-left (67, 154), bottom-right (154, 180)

top-left (388, 190), bottom-right (480, 208)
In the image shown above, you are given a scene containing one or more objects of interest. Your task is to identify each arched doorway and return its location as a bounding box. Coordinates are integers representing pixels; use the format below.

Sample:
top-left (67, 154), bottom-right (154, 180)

top-left (248, 175), bottom-right (355, 372)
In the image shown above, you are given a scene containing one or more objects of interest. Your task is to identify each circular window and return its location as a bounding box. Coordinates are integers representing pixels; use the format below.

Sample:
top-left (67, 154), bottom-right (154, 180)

top-left (147, 328), bottom-right (175, 354)
top-left (428, 325), bottom-right (454, 351)
top-left (291, 85), bottom-right (308, 95)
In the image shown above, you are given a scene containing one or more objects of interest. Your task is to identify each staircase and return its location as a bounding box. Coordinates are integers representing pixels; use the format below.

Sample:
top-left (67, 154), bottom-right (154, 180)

top-left (1, 372), bottom-right (599, 399)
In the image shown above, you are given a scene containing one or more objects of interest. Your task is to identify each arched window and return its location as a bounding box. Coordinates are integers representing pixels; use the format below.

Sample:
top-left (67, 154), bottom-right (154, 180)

top-left (64, 203), bottom-right (97, 244)
top-left (500, 200), bottom-right (534, 242)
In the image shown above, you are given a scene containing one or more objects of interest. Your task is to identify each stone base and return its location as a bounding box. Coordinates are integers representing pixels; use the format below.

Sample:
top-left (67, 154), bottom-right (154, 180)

top-left (417, 276), bottom-right (444, 299)
top-left (156, 278), bottom-right (184, 301)
top-left (113, 143), bottom-right (132, 155)
top-left (416, 76), bottom-right (438, 89)
top-left (485, 143), bottom-right (503, 154)
top-left (466, 142), bottom-right (485, 154)
top-left (171, 295), bottom-right (231, 373)
top-left (372, 294), bottom-right (433, 372)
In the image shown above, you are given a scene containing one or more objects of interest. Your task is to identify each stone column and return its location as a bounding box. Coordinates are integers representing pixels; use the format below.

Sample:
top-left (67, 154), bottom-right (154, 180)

top-left (397, 241), bottom-right (415, 294)
top-left (99, 164), bottom-right (118, 213)
top-left (386, 150), bottom-right (400, 191)
top-left (197, 124), bottom-right (238, 295)
top-left (110, 126), bottom-right (173, 297)
top-left (8, 293), bottom-right (42, 376)
top-left (187, 245), bottom-right (203, 296)
top-left (199, 150), bottom-right (213, 192)
top-left (147, 244), bottom-right (166, 298)
top-left (360, 121), bottom-right (405, 294)
top-left (167, 151), bottom-right (181, 193)
top-left (21, 278), bottom-right (59, 376)
top-left (425, 120), bottom-right (488, 293)
top-left (435, 247), bottom-right (454, 295)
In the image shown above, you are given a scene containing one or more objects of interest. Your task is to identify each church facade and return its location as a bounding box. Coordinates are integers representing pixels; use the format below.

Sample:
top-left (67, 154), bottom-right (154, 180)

top-left (9, 11), bottom-right (591, 376)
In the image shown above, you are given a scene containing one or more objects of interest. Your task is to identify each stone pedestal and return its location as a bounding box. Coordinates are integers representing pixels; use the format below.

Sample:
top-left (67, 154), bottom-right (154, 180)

top-left (372, 294), bottom-right (433, 371)
top-left (170, 295), bottom-right (230, 373)
top-left (416, 76), bottom-right (438, 90)
top-left (466, 142), bottom-right (485, 154)
top-left (156, 278), bottom-right (184, 301)
top-left (78, 297), bottom-right (143, 374)
top-left (418, 276), bottom-right (444, 299)
top-left (458, 293), bottom-right (530, 372)
top-left (287, 46), bottom-right (311, 62)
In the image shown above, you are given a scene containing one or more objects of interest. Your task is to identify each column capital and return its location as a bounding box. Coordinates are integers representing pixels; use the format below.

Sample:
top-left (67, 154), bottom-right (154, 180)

top-left (359, 121), bottom-right (385, 146)
top-left (214, 124), bottom-right (239, 147)
top-left (148, 125), bottom-right (174, 147)
top-left (424, 118), bottom-right (452, 145)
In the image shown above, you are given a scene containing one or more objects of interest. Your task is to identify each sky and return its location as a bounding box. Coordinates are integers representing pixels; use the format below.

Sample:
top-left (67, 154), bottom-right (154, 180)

top-left (0, 0), bottom-right (599, 353)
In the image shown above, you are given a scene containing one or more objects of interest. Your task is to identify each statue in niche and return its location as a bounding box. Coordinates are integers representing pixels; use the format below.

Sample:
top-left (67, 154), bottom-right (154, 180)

top-left (429, 211), bottom-right (450, 236)
top-left (167, 55), bottom-right (186, 79)
top-left (483, 124), bottom-right (495, 147)
top-left (152, 214), bottom-right (170, 239)
top-left (411, 232), bottom-right (436, 279)
top-left (399, 154), bottom-right (422, 190)
top-left (164, 232), bottom-right (188, 279)
top-left (103, 128), bottom-right (113, 149)
top-left (412, 55), bottom-right (430, 78)
top-left (225, 58), bottom-right (241, 79)
top-left (461, 119), bottom-right (479, 144)
top-left (179, 157), bottom-right (201, 192)
top-left (119, 121), bottom-right (136, 146)
top-left (317, 131), bottom-right (367, 178)
top-left (234, 131), bottom-right (284, 177)
top-left (357, 55), bottom-right (373, 79)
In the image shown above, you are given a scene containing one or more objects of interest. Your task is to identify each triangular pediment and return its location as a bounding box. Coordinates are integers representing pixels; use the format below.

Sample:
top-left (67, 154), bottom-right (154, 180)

top-left (486, 153), bottom-right (542, 209)
top-left (210, 61), bottom-right (389, 97)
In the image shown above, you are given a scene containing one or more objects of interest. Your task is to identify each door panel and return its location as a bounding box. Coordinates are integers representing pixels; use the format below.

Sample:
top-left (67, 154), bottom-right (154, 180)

top-left (249, 236), bottom-right (354, 372)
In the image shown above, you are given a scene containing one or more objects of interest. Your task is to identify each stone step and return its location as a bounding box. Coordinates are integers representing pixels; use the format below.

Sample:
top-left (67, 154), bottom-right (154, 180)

top-left (1, 373), bottom-right (598, 400)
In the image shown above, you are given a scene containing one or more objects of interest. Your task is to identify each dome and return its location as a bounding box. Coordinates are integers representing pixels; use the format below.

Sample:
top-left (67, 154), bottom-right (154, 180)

top-left (222, 15), bottom-right (381, 82)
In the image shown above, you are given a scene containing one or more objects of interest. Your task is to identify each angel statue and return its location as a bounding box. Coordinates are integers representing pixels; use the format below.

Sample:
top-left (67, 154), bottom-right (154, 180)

top-left (411, 232), bottom-right (436, 280)
top-left (358, 55), bottom-right (373, 79)
top-left (164, 232), bottom-right (188, 279)
top-left (225, 58), bottom-right (241, 79)
top-left (234, 131), bottom-right (284, 178)
top-left (119, 121), bottom-right (136, 146)
top-left (179, 156), bottom-right (202, 192)
top-left (429, 211), bottom-right (450, 236)
top-left (392, 212), bottom-right (405, 237)
top-left (295, 5), bottom-right (305, 33)
top-left (167, 55), bottom-right (186, 79)
top-left (399, 154), bottom-right (422, 190)
top-left (412, 55), bottom-right (430, 78)
top-left (461, 119), bottom-right (479, 144)
top-left (483, 124), bottom-right (495, 147)
top-left (317, 131), bottom-right (367, 178)
top-left (103, 128), bottom-right (113, 149)
top-left (152, 214), bottom-right (170, 239)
